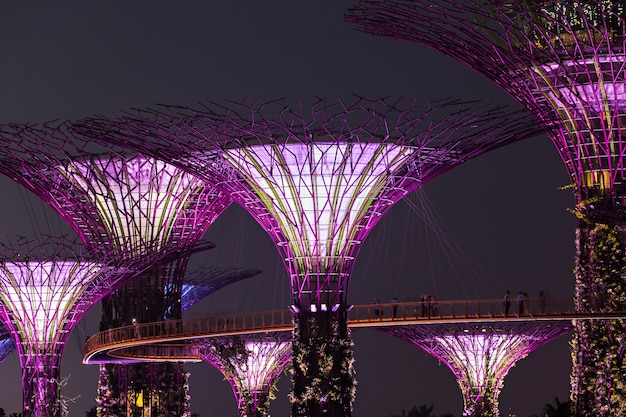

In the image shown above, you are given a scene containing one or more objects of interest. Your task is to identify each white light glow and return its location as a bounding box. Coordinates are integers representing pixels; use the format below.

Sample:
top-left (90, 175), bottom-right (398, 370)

top-left (435, 334), bottom-right (511, 389)
top-left (225, 142), bottom-right (415, 263)
top-left (60, 155), bottom-right (207, 253)
top-left (0, 260), bottom-right (103, 347)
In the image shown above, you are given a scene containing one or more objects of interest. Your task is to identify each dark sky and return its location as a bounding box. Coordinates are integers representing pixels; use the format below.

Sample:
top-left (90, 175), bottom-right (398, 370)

top-left (0, 2), bottom-right (576, 416)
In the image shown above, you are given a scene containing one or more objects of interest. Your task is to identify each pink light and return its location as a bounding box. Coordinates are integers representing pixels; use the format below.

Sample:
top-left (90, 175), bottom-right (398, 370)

top-left (224, 141), bottom-right (417, 298)
top-left (0, 260), bottom-right (104, 347)
top-left (60, 154), bottom-right (210, 252)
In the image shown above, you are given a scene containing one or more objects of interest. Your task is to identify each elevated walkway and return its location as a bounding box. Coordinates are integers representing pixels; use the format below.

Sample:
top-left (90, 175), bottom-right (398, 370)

top-left (83, 297), bottom-right (626, 364)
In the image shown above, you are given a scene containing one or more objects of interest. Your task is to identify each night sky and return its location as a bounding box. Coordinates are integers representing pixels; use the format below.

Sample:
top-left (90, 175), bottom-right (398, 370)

top-left (0, 2), bottom-right (576, 416)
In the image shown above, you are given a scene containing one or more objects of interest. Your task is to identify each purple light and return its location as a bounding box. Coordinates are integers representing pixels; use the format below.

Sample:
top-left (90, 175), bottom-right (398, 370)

top-left (0, 260), bottom-right (103, 345)
top-left (224, 141), bottom-right (419, 301)
top-left (72, 97), bottom-right (544, 417)
top-left (0, 238), bottom-right (120, 417)
top-left (60, 153), bottom-right (228, 255)
top-left (346, 3), bottom-right (626, 412)
top-left (0, 125), bottom-right (235, 415)
top-left (378, 322), bottom-right (573, 417)
top-left (76, 98), bottom-right (542, 304)
top-left (199, 332), bottom-right (292, 417)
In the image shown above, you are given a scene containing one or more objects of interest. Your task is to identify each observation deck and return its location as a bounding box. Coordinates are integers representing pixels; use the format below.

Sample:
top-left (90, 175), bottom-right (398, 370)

top-left (84, 296), bottom-right (626, 364)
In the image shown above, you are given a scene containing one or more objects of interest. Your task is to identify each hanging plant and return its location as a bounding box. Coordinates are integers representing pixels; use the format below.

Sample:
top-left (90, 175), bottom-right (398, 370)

top-left (572, 222), bottom-right (626, 415)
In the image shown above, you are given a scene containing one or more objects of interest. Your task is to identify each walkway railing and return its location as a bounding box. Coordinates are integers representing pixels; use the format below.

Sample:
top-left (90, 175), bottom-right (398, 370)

top-left (84, 296), bottom-right (584, 363)
top-left (350, 296), bottom-right (575, 324)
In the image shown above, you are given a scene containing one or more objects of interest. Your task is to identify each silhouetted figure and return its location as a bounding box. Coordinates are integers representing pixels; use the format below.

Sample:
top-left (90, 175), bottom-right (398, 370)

top-left (503, 290), bottom-right (511, 317)
top-left (421, 294), bottom-right (430, 317)
top-left (133, 318), bottom-right (141, 339)
top-left (523, 292), bottom-right (530, 316)
top-left (391, 296), bottom-right (399, 318)
top-left (430, 295), bottom-right (439, 316)
top-left (373, 298), bottom-right (381, 319)
top-left (516, 291), bottom-right (524, 316)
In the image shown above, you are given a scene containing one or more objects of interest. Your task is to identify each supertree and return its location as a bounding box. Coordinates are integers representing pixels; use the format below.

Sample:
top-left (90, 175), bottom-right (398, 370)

top-left (377, 321), bottom-right (573, 417)
top-left (0, 123), bottom-right (232, 417)
top-left (74, 96), bottom-right (545, 417)
top-left (198, 331), bottom-right (292, 417)
top-left (346, 2), bottom-right (626, 413)
top-left (0, 236), bottom-right (129, 417)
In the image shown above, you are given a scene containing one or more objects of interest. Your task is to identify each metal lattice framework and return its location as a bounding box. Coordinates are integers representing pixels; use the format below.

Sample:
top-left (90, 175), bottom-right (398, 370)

top-left (199, 332), bottom-right (292, 417)
top-left (0, 123), bottom-right (232, 416)
top-left (346, 2), bottom-right (626, 413)
top-left (0, 237), bottom-right (125, 417)
top-left (347, 1), bottom-right (626, 216)
top-left (181, 266), bottom-right (263, 312)
top-left (74, 96), bottom-right (545, 417)
top-left (0, 122), bottom-right (226, 262)
top-left (378, 322), bottom-right (573, 417)
top-left (76, 97), bottom-right (545, 306)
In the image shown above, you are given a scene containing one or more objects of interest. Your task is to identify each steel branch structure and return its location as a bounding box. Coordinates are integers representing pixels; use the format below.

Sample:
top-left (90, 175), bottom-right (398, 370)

top-left (199, 332), bottom-right (292, 417)
top-left (0, 123), bottom-right (232, 417)
top-left (75, 96), bottom-right (545, 417)
top-left (347, 2), bottom-right (626, 413)
top-left (0, 237), bottom-right (124, 417)
top-left (378, 322), bottom-right (573, 417)
top-left (180, 266), bottom-right (263, 312)
top-left (0, 324), bottom-right (15, 364)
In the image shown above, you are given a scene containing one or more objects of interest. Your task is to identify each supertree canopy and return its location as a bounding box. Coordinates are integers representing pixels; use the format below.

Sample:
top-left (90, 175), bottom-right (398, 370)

top-left (199, 331), bottom-right (292, 417)
top-left (0, 237), bottom-right (125, 417)
top-left (0, 123), bottom-right (231, 417)
top-left (378, 321), bottom-right (573, 417)
top-left (59, 153), bottom-right (230, 417)
top-left (346, 2), bottom-right (626, 414)
top-left (75, 96), bottom-right (545, 417)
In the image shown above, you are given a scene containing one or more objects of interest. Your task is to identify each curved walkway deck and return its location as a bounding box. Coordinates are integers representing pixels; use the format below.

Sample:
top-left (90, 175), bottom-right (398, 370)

top-left (83, 297), bottom-right (626, 364)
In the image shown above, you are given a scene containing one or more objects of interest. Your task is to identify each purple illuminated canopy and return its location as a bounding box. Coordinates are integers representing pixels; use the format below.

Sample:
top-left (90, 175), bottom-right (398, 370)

top-left (347, 1), bottom-right (626, 218)
top-left (199, 332), bottom-right (292, 417)
top-left (0, 237), bottom-right (128, 417)
top-left (75, 97), bottom-right (545, 304)
top-left (378, 321), bottom-right (573, 417)
top-left (0, 123), bottom-right (228, 259)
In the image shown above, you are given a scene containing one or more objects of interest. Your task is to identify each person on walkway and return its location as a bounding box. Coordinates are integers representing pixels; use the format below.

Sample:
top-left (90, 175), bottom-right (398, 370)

top-left (391, 296), bottom-right (399, 318)
top-left (503, 290), bottom-right (511, 317)
top-left (373, 298), bottom-right (381, 319)
top-left (516, 291), bottom-right (524, 316)
top-left (523, 292), bottom-right (531, 316)
top-left (133, 318), bottom-right (141, 339)
top-left (421, 294), bottom-right (430, 317)
top-left (430, 295), bottom-right (439, 316)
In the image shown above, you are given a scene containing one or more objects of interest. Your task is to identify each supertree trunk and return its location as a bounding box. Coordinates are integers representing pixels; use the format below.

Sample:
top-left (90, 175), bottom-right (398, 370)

top-left (98, 264), bottom-right (191, 417)
top-left (572, 219), bottom-right (626, 416)
top-left (98, 362), bottom-right (190, 417)
top-left (22, 353), bottom-right (61, 417)
top-left (291, 306), bottom-right (355, 417)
